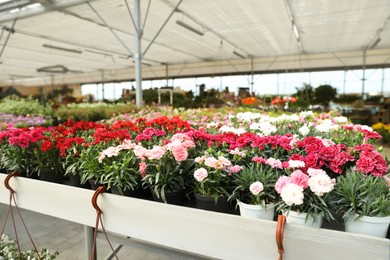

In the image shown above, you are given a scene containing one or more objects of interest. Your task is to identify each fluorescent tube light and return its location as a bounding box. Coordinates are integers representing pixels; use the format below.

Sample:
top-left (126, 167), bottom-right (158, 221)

top-left (293, 24), bottom-right (300, 39)
top-left (43, 44), bottom-right (82, 54)
top-left (176, 20), bottom-right (204, 36)
top-left (85, 49), bottom-right (112, 56)
top-left (233, 51), bottom-right (245, 59)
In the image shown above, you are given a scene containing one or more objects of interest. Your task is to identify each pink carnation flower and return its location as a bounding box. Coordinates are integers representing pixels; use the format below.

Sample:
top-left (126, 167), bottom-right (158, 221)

top-left (218, 156), bottom-right (232, 167)
top-left (205, 157), bottom-right (224, 170)
top-left (228, 165), bottom-right (242, 174)
top-left (98, 146), bottom-right (120, 163)
top-left (145, 146), bottom-right (165, 160)
top-left (139, 162), bottom-right (147, 178)
top-left (172, 145), bottom-right (188, 161)
top-left (267, 158), bottom-right (283, 169)
top-left (252, 156), bottom-right (267, 164)
top-left (194, 168), bottom-right (208, 182)
top-left (229, 148), bottom-right (246, 157)
top-left (275, 176), bottom-right (291, 194)
top-left (134, 145), bottom-right (148, 160)
top-left (195, 156), bottom-right (205, 164)
top-left (290, 170), bottom-right (309, 189)
top-left (249, 181), bottom-right (264, 195)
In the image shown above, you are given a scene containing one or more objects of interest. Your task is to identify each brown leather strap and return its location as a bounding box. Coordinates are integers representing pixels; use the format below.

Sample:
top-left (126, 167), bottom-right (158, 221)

top-left (2, 172), bottom-right (42, 260)
top-left (90, 186), bottom-right (118, 260)
top-left (276, 214), bottom-right (286, 260)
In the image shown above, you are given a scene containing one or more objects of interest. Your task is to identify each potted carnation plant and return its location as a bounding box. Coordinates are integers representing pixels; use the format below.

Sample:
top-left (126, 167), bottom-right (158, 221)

top-left (333, 169), bottom-right (390, 238)
top-left (228, 158), bottom-right (280, 220)
top-left (0, 128), bottom-right (40, 177)
top-left (193, 152), bottom-right (239, 213)
top-left (32, 131), bottom-right (65, 183)
top-left (135, 133), bottom-right (195, 204)
top-left (96, 140), bottom-right (144, 197)
top-left (275, 168), bottom-right (336, 228)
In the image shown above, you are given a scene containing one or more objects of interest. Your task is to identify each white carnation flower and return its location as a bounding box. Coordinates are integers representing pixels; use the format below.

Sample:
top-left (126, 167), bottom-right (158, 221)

top-left (281, 183), bottom-right (304, 206)
top-left (259, 122), bottom-right (277, 135)
top-left (299, 111), bottom-right (315, 118)
top-left (334, 116), bottom-right (348, 124)
top-left (308, 173), bottom-right (336, 196)
top-left (299, 124), bottom-right (310, 136)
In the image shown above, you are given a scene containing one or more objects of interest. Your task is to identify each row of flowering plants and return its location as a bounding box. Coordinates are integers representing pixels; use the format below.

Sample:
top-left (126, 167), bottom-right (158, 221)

top-left (0, 111), bottom-right (388, 225)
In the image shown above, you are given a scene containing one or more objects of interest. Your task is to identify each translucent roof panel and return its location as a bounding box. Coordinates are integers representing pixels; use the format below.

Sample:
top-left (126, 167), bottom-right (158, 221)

top-left (0, 0), bottom-right (389, 86)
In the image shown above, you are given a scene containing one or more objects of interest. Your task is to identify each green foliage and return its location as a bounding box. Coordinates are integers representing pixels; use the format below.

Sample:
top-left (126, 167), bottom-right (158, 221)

top-left (333, 170), bottom-right (390, 218)
top-left (142, 88), bottom-right (158, 104)
top-left (172, 91), bottom-right (194, 108)
top-left (0, 234), bottom-right (59, 259)
top-left (229, 163), bottom-right (280, 206)
top-left (277, 187), bottom-right (335, 222)
top-left (336, 94), bottom-right (361, 104)
top-left (54, 103), bottom-right (137, 122)
top-left (79, 146), bottom-right (104, 184)
top-left (0, 97), bottom-right (51, 116)
top-left (138, 88), bottom-right (195, 108)
top-left (0, 141), bottom-right (36, 176)
top-left (314, 84), bottom-right (337, 106)
top-left (293, 83), bottom-right (315, 109)
top-left (194, 88), bottom-right (225, 108)
top-left (100, 150), bottom-right (141, 191)
top-left (143, 154), bottom-right (194, 203)
top-left (365, 95), bottom-right (382, 103)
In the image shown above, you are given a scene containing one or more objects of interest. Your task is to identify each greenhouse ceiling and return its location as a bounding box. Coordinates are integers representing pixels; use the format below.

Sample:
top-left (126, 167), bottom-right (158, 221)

top-left (0, 0), bottom-right (389, 87)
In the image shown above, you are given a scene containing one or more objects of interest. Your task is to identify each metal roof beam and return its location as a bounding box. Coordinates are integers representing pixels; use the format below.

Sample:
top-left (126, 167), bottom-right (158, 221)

top-left (0, 0), bottom-right (96, 24)
top-left (87, 1), bottom-right (133, 57)
top-left (142, 0), bottom-right (183, 57)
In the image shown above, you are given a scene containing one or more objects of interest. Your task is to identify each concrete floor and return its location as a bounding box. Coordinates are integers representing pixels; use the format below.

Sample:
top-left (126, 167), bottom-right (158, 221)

top-left (0, 204), bottom-right (211, 260)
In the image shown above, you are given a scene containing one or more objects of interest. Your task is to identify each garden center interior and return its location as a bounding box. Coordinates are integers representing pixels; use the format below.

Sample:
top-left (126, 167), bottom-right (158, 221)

top-left (0, 0), bottom-right (390, 260)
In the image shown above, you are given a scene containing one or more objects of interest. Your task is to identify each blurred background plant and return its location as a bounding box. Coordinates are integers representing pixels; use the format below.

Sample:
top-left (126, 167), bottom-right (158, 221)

top-left (54, 102), bottom-right (138, 122)
top-left (0, 96), bottom-right (51, 116)
top-left (372, 122), bottom-right (390, 144)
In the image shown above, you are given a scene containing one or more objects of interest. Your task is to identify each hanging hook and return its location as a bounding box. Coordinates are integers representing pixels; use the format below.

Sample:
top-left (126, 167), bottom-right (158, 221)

top-left (91, 186), bottom-right (106, 214)
top-left (4, 172), bottom-right (20, 194)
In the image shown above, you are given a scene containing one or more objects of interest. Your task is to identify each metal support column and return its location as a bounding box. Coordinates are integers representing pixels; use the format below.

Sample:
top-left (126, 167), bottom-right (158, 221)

top-left (134, 0), bottom-right (143, 107)
top-left (101, 70), bottom-right (105, 100)
top-left (85, 226), bottom-right (96, 260)
top-left (250, 56), bottom-right (254, 95)
top-left (381, 67), bottom-right (385, 96)
top-left (165, 63), bottom-right (169, 87)
top-left (362, 49), bottom-right (366, 99)
top-left (343, 70), bottom-right (347, 95)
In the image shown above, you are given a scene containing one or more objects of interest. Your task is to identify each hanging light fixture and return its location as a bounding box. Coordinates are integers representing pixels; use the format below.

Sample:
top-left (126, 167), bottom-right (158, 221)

top-left (233, 50), bottom-right (245, 59)
top-left (176, 20), bottom-right (204, 36)
top-left (43, 44), bottom-right (82, 54)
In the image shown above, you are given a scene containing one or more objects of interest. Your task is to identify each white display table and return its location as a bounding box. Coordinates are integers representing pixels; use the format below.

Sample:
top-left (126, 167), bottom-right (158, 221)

top-left (0, 175), bottom-right (388, 260)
